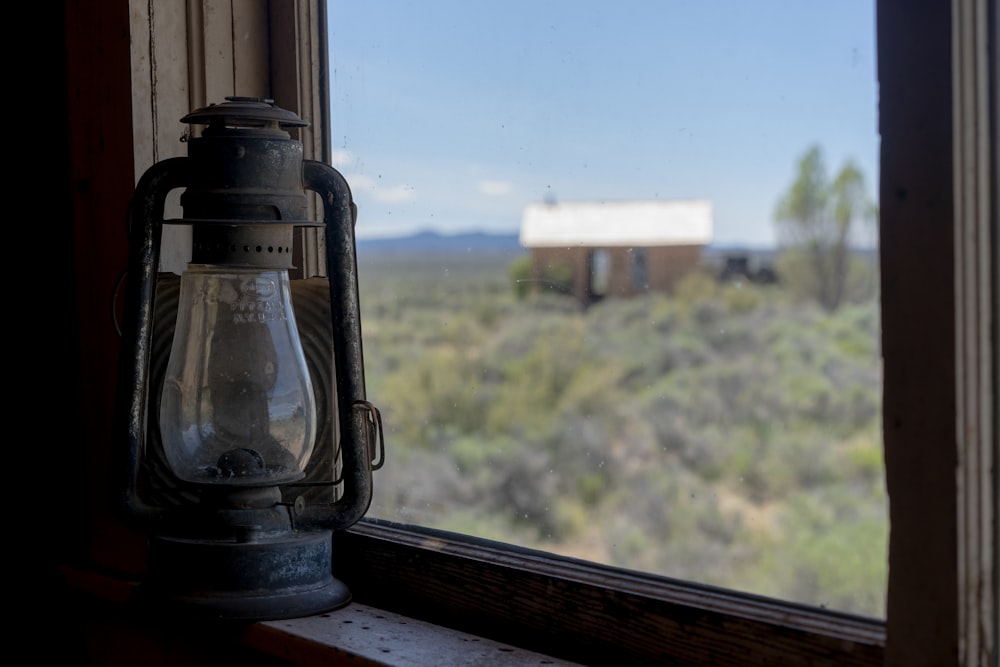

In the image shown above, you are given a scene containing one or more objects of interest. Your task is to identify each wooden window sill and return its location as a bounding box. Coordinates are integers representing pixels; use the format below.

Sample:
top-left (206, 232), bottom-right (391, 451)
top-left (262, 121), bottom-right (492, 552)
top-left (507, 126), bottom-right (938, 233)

top-left (60, 519), bottom-right (885, 666)
top-left (334, 520), bottom-right (885, 666)
top-left (246, 603), bottom-right (582, 666)
top-left (60, 564), bottom-right (579, 666)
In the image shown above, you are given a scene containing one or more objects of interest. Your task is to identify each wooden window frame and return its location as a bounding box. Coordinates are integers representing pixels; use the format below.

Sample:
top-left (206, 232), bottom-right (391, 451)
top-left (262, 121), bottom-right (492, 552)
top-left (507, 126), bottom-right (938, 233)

top-left (53, 1), bottom-right (995, 665)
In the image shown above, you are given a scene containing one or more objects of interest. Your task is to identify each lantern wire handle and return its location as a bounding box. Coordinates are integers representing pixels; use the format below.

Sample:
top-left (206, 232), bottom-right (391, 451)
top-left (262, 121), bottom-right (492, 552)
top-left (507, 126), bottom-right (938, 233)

top-left (285, 399), bottom-right (384, 490)
top-left (353, 399), bottom-right (385, 471)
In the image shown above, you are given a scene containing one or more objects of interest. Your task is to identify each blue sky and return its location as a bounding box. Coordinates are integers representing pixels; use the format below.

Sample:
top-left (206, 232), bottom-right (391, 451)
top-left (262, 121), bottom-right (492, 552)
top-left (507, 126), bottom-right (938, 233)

top-left (327, 1), bottom-right (878, 247)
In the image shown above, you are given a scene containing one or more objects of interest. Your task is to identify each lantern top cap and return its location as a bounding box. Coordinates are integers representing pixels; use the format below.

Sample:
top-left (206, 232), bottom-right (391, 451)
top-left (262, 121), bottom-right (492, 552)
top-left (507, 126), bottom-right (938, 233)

top-left (182, 97), bottom-right (309, 130)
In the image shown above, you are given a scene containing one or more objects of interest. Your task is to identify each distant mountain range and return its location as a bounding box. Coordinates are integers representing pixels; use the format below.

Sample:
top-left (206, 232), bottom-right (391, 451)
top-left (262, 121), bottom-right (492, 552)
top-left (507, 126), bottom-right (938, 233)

top-left (356, 230), bottom-right (523, 254)
top-left (355, 229), bottom-right (785, 257)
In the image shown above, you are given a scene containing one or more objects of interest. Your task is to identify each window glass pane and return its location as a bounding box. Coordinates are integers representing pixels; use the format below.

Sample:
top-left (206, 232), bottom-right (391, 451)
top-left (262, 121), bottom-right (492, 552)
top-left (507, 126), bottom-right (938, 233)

top-left (330, 1), bottom-right (884, 618)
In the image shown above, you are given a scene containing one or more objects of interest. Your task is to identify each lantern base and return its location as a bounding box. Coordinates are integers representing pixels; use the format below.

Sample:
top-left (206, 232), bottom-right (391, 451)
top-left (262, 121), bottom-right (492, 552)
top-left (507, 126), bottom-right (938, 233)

top-left (139, 529), bottom-right (349, 621)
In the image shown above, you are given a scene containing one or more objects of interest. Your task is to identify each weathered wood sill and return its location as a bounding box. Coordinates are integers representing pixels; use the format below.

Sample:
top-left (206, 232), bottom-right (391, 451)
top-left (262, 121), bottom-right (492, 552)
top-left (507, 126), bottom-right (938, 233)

top-left (61, 564), bottom-right (580, 666)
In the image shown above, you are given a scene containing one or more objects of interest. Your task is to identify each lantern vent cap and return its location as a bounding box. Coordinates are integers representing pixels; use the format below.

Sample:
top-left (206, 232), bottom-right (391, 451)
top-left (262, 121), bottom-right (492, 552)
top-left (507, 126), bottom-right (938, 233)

top-left (182, 97), bottom-right (309, 130)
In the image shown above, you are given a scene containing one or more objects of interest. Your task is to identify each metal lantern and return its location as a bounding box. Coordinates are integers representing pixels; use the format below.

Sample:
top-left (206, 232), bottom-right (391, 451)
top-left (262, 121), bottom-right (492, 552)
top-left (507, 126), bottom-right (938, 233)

top-left (114, 97), bottom-right (383, 621)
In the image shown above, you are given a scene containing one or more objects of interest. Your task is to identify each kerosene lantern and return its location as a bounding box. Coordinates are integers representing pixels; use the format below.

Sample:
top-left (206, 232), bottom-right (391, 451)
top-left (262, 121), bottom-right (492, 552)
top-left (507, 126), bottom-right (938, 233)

top-left (114, 97), bottom-right (383, 621)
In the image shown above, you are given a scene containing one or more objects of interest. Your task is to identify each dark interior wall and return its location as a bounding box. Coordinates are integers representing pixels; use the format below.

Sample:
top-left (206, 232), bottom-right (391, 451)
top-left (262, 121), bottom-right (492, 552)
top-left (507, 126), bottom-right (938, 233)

top-left (63, 0), bottom-right (149, 578)
top-left (24, 0), bottom-right (77, 569)
top-left (29, 2), bottom-right (138, 659)
top-left (36, 2), bottom-right (74, 539)
top-left (28, 2), bottom-right (82, 660)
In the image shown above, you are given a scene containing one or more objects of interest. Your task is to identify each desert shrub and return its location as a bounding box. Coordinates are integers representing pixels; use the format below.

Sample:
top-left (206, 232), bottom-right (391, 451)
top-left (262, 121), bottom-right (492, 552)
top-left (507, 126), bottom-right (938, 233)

top-left (721, 281), bottom-right (765, 314)
top-left (774, 249), bottom-right (880, 311)
top-left (358, 248), bottom-right (886, 616)
top-left (673, 267), bottom-right (719, 309)
top-left (539, 260), bottom-right (575, 295)
top-left (843, 429), bottom-right (885, 489)
top-left (379, 346), bottom-right (492, 447)
top-left (508, 253), bottom-right (534, 299)
top-left (751, 488), bottom-right (888, 616)
top-left (774, 249), bottom-right (821, 305)
top-left (509, 254), bottom-right (575, 298)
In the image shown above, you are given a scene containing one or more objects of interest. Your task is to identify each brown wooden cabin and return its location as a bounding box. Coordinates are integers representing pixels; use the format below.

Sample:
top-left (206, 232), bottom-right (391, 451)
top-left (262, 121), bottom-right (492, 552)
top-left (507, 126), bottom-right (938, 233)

top-left (520, 199), bottom-right (712, 306)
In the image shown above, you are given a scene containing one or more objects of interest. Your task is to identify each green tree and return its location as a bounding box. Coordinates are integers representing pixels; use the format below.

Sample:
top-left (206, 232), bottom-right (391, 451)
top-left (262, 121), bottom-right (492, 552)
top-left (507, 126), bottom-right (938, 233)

top-left (774, 146), bottom-right (876, 311)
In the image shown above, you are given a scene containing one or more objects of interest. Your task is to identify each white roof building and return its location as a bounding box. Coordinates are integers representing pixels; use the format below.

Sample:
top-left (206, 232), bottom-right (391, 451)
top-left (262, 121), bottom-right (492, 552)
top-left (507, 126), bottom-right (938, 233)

top-left (520, 199), bottom-right (713, 248)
